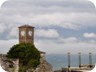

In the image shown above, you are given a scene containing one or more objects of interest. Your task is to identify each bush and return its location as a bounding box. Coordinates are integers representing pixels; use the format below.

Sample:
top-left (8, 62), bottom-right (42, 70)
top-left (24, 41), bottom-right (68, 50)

top-left (7, 43), bottom-right (40, 72)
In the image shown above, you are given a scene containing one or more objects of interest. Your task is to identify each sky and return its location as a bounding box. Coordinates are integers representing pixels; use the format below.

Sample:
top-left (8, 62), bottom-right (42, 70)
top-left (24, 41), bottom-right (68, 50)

top-left (0, 0), bottom-right (96, 54)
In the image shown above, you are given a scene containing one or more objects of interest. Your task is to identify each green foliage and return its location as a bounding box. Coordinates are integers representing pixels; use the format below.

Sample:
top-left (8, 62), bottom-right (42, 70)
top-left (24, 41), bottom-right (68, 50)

top-left (7, 43), bottom-right (40, 72)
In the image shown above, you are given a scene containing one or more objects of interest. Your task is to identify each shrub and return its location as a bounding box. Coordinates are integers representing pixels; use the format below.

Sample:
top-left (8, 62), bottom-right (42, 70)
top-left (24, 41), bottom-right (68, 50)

top-left (7, 43), bottom-right (40, 72)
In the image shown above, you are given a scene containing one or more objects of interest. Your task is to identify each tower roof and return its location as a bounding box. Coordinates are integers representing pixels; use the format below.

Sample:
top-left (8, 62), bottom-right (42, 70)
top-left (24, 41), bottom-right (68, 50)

top-left (19, 25), bottom-right (34, 28)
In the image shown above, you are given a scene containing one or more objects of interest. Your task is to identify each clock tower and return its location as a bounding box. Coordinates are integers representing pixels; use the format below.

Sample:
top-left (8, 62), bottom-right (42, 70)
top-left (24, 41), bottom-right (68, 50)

top-left (19, 25), bottom-right (34, 45)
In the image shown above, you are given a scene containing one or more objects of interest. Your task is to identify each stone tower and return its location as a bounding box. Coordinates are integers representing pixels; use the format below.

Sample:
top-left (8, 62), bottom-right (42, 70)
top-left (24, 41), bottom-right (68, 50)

top-left (18, 25), bottom-right (34, 45)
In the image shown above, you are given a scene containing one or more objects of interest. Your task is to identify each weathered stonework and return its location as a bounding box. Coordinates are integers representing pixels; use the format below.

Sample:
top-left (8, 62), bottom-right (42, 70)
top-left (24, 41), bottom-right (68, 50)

top-left (0, 54), bottom-right (19, 72)
top-left (33, 59), bottom-right (53, 72)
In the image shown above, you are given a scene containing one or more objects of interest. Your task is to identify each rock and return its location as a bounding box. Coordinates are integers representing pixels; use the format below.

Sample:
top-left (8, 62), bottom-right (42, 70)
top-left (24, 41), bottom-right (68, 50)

top-left (0, 54), bottom-right (19, 72)
top-left (0, 54), bottom-right (53, 72)
top-left (33, 59), bottom-right (53, 72)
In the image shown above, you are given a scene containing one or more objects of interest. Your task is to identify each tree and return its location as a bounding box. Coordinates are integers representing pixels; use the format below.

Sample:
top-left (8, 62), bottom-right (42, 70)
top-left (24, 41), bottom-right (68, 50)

top-left (6, 43), bottom-right (40, 72)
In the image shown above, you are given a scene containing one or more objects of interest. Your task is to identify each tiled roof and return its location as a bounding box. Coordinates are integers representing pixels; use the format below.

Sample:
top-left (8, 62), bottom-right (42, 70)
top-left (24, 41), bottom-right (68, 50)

top-left (19, 25), bottom-right (34, 28)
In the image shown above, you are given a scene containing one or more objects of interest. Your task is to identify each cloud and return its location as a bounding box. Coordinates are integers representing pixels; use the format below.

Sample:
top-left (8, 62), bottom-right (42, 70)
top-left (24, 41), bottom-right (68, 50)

top-left (0, 23), bottom-right (7, 34)
top-left (8, 27), bottom-right (18, 39)
top-left (0, 39), bottom-right (18, 54)
top-left (0, 37), bottom-right (96, 54)
top-left (0, 0), bottom-right (95, 37)
top-left (83, 33), bottom-right (96, 38)
top-left (0, 9), bottom-right (96, 31)
top-left (35, 39), bottom-right (96, 54)
top-left (59, 22), bottom-right (81, 30)
top-left (35, 29), bottom-right (59, 38)
top-left (3, 0), bottom-right (94, 10)
top-left (58, 37), bottom-right (79, 43)
top-left (0, 0), bottom-right (96, 55)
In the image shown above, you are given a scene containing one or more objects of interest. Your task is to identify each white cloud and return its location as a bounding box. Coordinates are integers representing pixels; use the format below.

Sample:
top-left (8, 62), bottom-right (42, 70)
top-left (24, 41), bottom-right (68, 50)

top-left (59, 37), bottom-right (79, 43)
top-left (0, 0), bottom-right (96, 55)
top-left (0, 0), bottom-right (95, 33)
top-left (35, 39), bottom-right (96, 54)
top-left (88, 40), bottom-right (96, 43)
top-left (8, 27), bottom-right (18, 39)
top-left (1, 12), bottom-right (94, 30)
top-left (0, 23), bottom-right (6, 34)
top-left (59, 22), bottom-right (81, 30)
top-left (35, 29), bottom-right (59, 38)
top-left (31, 12), bottom-right (96, 29)
top-left (83, 33), bottom-right (96, 38)
top-left (0, 39), bottom-right (18, 54)
top-left (0, 37), bottom-right (96, 54)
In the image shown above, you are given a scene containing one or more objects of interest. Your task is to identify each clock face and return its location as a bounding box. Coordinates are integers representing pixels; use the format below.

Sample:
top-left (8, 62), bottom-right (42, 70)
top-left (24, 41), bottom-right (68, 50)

top-left (21, 31), bottom-right (25, 36)
top-left (28, 31), bottom-right (32, 36)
